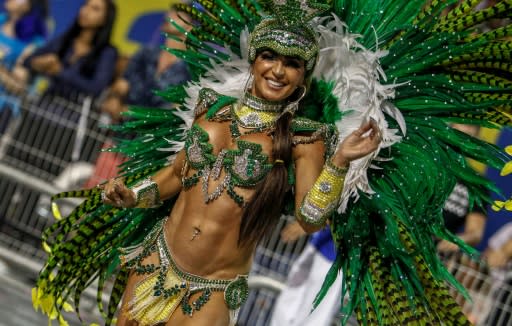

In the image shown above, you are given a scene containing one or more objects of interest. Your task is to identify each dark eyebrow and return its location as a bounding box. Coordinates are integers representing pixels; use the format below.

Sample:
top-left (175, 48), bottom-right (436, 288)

top-left (286, 57), bottom-right (302, 62)
top-left (284, 56), bottom-right (305, 67)
top-left (258, 48), bottom-right (278, 55)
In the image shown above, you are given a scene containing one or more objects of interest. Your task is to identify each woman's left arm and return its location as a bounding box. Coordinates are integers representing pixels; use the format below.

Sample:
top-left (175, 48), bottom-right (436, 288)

top-left (295, 119), bottom-right (381, 233)
top-left (294, 138), bottom-right (328, 233)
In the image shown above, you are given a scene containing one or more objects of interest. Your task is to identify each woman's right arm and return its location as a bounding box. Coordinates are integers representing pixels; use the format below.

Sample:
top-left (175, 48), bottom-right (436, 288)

top-left (153, 149), bottom-right (186, 200)
top-left (102, 149), bottom-right (186, 208)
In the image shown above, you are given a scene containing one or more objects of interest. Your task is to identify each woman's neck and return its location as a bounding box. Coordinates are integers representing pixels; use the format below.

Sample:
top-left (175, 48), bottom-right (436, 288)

top-left (76, 29), bottom-right (96, 45)
top-left (242, 90), bottom-right (287, 111)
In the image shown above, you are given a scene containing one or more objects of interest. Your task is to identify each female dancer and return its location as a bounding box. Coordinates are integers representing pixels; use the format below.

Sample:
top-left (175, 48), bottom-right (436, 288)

top-left (103, 25), bottom-right (381, 326)
top-left (33, 1), bottom-right (512, 326)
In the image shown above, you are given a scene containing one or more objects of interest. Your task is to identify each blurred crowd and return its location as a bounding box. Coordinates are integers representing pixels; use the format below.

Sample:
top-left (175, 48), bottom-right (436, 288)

top-left (0, 0), bottom-right (192, 112)
top-left (0, 0), bottom-right (511, 325)
top-left (0, 0), bottom-right (193, 182)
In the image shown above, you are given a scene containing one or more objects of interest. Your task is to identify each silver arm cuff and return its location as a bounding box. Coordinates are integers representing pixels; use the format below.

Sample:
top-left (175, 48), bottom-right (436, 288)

top-left (132, 177), bottom-right (162, 208)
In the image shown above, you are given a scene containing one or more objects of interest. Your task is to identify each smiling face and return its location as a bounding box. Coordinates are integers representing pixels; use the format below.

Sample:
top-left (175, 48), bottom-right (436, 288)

top-left (250, 50), bottom-right (306, 102)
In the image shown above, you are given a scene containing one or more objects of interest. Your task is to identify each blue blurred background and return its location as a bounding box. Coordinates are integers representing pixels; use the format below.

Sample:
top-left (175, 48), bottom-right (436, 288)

top-left (0, 0), bottom-right (171, 55)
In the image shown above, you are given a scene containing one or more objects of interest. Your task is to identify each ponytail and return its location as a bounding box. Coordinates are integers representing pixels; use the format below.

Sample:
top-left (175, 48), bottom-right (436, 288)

top-left (238, 111), bottom-right (294, 247)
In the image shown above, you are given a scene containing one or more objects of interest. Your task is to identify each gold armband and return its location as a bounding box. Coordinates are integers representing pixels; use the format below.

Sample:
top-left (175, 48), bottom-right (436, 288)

top-left (132, 178), bottom-right (162, 208)
top-left (299, 159), bottom-right (347, 226)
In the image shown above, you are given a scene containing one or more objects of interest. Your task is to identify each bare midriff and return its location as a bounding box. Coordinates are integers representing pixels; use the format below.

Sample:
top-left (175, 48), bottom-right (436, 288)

top-left (164, 172), bottom-right (258, 282)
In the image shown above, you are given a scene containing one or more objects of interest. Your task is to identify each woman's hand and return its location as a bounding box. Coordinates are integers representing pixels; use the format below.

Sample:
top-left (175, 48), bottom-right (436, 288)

top-left (281, 221), bottom-right (307, 243)
top-left (101, 178), bottom-right (136, 208)
top-left (31, 54), bottom-right (62, 75)
top-left (332, 118), bottom-right (381, 167)
top-left (101, 95), bottom-right (127, 122)
top-left (484, 249), bottom-right (509, 269)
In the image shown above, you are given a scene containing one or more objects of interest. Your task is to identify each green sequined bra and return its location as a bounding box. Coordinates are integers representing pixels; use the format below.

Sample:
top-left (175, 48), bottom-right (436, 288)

top-left (182, 123), bottom-right (273, 206)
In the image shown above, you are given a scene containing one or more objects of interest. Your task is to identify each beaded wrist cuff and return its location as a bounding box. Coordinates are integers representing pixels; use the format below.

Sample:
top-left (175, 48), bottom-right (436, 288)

top-left (132, 178), bottom-right (162, 208)
top-left (325, 159), bottom-right (349, 176)
top-left (299, 159), bottom-right (348, 226)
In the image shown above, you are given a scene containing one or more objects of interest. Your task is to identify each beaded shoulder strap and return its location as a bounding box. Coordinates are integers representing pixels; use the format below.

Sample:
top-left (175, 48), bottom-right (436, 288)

top-left (194, 88), bottom-right (237, 119)
top-left (291, 117), bottom-right (339, 157)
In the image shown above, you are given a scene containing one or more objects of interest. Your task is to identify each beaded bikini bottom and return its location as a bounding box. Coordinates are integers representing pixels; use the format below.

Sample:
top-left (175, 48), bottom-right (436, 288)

top-left (120, 221), bottom-right (249, 326)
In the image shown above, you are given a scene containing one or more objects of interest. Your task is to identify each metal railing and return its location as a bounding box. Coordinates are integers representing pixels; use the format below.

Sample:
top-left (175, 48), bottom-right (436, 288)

top-left (238, 215), bottom-right (310, 325)
top-left (0, 83), bottom-right (113, 262)
top-left (442, 251), bottom-right (512, 326)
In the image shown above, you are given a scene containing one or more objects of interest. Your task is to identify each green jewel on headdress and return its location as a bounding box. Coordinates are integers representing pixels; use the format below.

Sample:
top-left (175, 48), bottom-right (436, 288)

top-left (248, 0), bottom-right (328, 73)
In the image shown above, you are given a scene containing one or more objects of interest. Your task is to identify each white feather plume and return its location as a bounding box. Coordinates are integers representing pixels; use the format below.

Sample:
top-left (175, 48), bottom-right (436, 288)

top-left (313, 15), bottom-right (406, 212)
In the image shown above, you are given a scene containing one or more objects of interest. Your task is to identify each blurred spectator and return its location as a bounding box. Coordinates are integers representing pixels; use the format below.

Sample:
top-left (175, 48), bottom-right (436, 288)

top-left (437, 176), bottom-right (486, 324)
top-left (484, 222), bottom-right (512, 325)
top-left (0, 0), bottom-right (47, 92)
top-left (485, 223), bottom-right (512, 277)
top-left (24, 0), bottom-right (117, 97)
top-left (436, 182), bottom-right (487, 253)
top-left (84, 4), bottom-right (193, 187)
top-left (269, 222), bottom-right (342, 326)
top-left (101, 5), bottom-right (191, 122)
top-left (0, 0), bottom-right (47, 134)
top-left (5, 0), bottom-right (117, 179)
top-left (436, 124), bottom-right (490, 324)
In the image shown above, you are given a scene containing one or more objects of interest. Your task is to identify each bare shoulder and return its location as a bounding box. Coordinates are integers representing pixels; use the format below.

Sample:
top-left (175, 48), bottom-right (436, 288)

top-left (291, 117), bottom-right (338, 160)
top-left (194, 88), bottom-right (236, 119)
top-left (292, 135), bottom-right (325, 161)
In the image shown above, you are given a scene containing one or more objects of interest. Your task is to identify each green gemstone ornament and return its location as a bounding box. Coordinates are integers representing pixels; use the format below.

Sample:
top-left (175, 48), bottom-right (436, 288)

top-left (224, 275), bottom-right (249, 310)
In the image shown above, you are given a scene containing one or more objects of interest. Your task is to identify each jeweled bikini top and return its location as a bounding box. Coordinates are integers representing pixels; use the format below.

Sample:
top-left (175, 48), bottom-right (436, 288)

top-left (183, 123), bottom-right (273, 206)
top-left (182, 91), bottom-right (284, 207)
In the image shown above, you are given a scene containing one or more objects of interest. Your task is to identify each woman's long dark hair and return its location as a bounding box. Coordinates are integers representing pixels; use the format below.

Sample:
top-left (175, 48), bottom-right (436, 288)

top-left (239, 109), bottom-right (295, 248)
top-left (15, 0), bottom-right (48, 42)
top-left (56, 0), bottom-right (116, 78)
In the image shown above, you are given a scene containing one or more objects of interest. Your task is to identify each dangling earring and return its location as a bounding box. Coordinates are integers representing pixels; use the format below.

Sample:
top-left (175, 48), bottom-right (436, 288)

top-left (245, 71), bottom-right (254, 92)
top-left (282, 85), bottom-right (307, 116)
top-left (240, 71), bottom-right (254, 102)
top-left (296, 85), bottom-right (307, 102)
